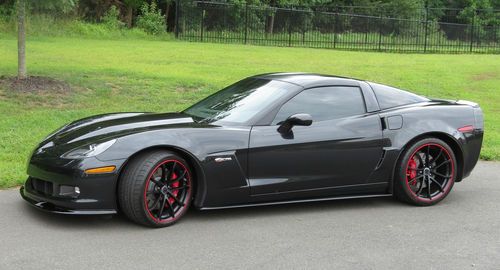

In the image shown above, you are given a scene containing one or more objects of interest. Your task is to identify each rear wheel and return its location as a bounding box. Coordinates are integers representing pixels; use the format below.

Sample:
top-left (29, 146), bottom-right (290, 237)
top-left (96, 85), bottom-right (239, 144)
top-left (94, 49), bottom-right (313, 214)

top-left (118, 150), bottom-right (193, 227)
top-left (394, 138), bottom-right (457, 206)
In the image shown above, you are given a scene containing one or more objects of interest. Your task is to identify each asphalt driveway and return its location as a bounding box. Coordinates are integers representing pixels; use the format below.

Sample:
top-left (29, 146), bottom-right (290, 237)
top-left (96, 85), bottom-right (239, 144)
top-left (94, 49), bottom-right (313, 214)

top-left (1, 161), bottom-right (499, 269)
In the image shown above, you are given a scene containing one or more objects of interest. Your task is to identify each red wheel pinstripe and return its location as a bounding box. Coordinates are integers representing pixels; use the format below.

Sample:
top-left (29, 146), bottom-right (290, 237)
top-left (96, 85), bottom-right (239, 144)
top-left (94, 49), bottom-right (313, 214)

top-left (404, 143), bottom-right (455, 202)
top-left (143, 159), bottom-right (192, 224)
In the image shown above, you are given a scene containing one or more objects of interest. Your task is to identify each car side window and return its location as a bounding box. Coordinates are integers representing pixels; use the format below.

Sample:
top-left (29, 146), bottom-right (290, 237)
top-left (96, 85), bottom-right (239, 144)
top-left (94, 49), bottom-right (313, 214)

top-left (272, 86), bottom-right (366, 124)
top-left (369, 82), bottom-right (429, 110)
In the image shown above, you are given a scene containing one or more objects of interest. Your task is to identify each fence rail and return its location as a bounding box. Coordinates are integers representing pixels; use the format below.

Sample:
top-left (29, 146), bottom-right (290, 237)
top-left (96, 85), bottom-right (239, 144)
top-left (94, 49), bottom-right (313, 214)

top-left (175, 1), bottom-right (499, 54)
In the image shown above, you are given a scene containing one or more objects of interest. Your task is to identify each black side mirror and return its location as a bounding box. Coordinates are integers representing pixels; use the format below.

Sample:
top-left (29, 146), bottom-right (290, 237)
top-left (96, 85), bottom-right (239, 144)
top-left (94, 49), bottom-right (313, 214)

top-left (277, 113), bottom-right (313, 134)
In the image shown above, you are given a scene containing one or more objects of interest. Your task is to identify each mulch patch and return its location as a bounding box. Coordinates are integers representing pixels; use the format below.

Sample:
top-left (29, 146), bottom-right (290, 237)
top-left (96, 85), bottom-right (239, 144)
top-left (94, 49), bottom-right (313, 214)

top-left (0, 75), bottom-right (70, 93)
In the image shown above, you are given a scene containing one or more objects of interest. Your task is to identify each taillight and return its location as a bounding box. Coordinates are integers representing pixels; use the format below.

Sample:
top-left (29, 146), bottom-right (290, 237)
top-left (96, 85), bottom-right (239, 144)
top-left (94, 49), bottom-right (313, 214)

top-left (458, 125), bottom-right (474, 133)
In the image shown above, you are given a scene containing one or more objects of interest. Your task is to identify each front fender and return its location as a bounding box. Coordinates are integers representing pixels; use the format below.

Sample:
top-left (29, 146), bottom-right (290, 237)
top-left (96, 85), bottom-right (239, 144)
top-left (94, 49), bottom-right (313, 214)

top-left (96, 126), bottom-right (252, 208)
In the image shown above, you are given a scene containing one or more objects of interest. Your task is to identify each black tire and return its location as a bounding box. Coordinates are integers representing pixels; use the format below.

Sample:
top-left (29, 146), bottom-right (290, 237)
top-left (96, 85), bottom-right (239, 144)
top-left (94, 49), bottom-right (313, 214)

top-left (394, 137), bottom-right (457, 206)
top-left (118, 150), bottom-right (193, 227)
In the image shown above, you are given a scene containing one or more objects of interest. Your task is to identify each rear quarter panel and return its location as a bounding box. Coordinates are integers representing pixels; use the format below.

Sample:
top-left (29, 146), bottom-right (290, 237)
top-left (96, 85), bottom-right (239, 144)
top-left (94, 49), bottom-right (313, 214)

top-left (372, 102), bottom-right (482, 188)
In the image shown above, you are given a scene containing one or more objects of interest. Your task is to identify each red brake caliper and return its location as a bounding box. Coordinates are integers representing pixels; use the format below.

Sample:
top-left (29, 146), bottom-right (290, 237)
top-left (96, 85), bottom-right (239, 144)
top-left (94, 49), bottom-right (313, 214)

top-left (169, 172), bottom-right (179, 204)
top-left (407, 158), bottom-right (417, 186)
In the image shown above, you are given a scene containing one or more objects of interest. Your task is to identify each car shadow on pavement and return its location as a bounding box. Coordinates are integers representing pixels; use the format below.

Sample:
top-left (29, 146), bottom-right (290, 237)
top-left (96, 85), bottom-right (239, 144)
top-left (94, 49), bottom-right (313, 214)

top-left (17, 195), bottom-right (406, 229)
top-left (18, 201), bottom-right (137, 229)
top-left (185, 196), bottom-right (404, 221)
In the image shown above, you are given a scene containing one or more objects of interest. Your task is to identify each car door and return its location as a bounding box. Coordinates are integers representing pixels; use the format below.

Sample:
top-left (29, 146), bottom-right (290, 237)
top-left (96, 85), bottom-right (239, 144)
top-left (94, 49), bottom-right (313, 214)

top-left (248, 85), bottom-right (383, 197)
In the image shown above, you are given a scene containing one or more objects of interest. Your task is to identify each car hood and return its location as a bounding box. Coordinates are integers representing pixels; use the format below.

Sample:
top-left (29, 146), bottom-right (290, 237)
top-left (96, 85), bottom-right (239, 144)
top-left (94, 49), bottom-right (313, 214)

top-left (48, 112), bottom-right (196, 145)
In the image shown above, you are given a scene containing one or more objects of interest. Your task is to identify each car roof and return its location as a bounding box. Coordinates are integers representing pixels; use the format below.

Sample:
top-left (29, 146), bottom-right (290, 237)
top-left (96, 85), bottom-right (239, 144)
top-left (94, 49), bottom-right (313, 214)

top-left (253, 72), bottom-right (363, 88)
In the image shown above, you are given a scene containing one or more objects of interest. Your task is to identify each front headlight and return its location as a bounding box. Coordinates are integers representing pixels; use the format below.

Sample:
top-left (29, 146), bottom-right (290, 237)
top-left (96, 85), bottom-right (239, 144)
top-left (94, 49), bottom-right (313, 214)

top-left (62, 139), bottom-right (117, 159)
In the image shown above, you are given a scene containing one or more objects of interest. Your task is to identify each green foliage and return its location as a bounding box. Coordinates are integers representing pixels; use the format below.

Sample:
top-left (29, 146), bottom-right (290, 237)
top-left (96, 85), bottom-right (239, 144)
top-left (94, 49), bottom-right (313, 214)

top-left (0, 0), bottom-right (499, 36)
top-left (0, 1), bottom-right (15, 17)
top-left (102, 5), bottom-right (124, 29)
top-left (28, 0), bottom-right (78, 16)
top-left (66, 21), bottom-right (154, 39)
top-left (0, 4), bottom-right (12, 33)
top-left (123, 0), bottom-right (146, 9)
top-left (0, 14), bottom-right (173, 39)
top-left (136, 2), bottom-right (166, 35)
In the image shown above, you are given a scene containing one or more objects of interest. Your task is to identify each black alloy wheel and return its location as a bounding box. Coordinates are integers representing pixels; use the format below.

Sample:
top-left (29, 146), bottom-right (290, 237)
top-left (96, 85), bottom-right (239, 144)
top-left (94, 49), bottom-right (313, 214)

top-left (118, 150), bottom-right (193, 227)
top-left (395, 138), bottom-right (456, 206)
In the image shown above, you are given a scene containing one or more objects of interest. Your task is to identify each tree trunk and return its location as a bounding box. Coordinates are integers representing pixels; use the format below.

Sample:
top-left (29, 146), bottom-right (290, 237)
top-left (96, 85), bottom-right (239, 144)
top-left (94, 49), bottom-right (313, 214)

top-left (165, 3), bottom-right (171, 31)
top-left (267, 14), bottom-right (275, 34)
top-left (17, 0), bottom-right (27, 80)
top-left (265, 0), bottom-right (276, 34)
top-left (126, 6), bottom-right (133, 28)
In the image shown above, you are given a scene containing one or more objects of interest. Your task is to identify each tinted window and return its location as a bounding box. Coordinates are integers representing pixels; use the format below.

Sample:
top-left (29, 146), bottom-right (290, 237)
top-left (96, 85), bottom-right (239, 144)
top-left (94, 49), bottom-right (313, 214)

top-left (184, 78), bottom-right (294, 124)
top-left (369, 82), bottom-right (429, 110)
top-left (273, 86), bottom-right (366, 124)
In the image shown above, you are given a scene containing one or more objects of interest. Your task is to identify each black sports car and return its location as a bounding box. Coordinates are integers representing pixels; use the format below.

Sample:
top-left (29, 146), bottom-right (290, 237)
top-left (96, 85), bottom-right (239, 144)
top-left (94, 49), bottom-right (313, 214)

top-left (21, 73), bottom-right (484, 227)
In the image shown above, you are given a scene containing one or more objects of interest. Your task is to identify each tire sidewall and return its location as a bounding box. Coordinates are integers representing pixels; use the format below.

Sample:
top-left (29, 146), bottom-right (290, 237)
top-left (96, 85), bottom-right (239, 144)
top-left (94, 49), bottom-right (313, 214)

top-left (397, 138), bottom-right (457, 206)
top-left (142, 154), bottom-right (193, 227)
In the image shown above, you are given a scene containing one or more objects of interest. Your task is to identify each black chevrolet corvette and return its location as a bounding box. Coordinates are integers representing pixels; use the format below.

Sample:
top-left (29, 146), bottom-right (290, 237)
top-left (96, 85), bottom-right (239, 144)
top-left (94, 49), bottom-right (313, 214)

top-left (21, 73), bottom-right (484, 227)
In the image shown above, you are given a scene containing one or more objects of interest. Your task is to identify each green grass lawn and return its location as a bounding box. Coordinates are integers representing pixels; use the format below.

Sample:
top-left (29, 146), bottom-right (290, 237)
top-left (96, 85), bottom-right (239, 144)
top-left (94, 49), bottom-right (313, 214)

top-left (0, 36), bottom-right (498, 188)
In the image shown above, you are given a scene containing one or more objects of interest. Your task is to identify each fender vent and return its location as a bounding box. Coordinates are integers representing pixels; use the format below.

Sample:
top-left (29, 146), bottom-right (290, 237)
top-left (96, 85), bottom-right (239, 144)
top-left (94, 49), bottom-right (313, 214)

top-left (380, 117), bottom-right (387, 130)
top-left (375, 150), bottom-right (386, 170)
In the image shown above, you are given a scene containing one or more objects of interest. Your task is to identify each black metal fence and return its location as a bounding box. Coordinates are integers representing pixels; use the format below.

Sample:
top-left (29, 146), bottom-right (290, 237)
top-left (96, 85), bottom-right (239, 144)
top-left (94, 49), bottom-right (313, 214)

top-left (175, 1), bottom-right (499, 53)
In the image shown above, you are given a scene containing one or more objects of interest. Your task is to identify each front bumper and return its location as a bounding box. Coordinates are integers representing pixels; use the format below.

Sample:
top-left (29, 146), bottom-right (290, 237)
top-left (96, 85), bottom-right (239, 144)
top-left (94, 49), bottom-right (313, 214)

top-left (20, 186), bottom-right (116, 215)
top-left (20, 156), bottom-right (127, 215)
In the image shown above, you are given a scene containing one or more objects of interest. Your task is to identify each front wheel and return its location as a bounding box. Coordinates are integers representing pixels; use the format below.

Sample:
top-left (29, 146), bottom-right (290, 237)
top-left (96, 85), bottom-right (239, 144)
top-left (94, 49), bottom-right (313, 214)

top-left (394, 138), bottom-right (457, 206)
top-left (118, 150), bottom-right (193, 227)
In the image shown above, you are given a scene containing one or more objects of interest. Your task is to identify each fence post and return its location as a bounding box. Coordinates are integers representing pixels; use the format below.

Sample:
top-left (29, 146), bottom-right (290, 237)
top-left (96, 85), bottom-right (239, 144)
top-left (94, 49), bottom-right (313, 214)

top-left (424, 6), bottom-right (429, 53)
top-left (244, 3), bottom-right (248, 44)
top-left (174, 0), bottom-right (180, 38)
top-left (302, 15), bottom-right (306, 45)
top-left (364, 17), bottom-right (369, 45)
top-left (378, 15), bottom-right (383, 51)
top-left (200, 5), bottom-right (204, 42)
top-left (333, 10), bottom-right (339, 49)
top-left (496, 26), bottom-right (499, 48)
top-left (470, 10), bottom-right (475, 53)
top-left (288, 10), bottom-right (292, 47)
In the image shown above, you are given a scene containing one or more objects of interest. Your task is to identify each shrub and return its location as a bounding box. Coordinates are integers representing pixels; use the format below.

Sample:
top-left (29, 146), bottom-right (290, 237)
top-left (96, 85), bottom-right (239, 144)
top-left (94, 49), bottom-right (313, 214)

top-left (136, 2), bottom-right (165, 35)
top-left (0, 3), bottom-right (14, 18)
top-left (102, 5), bottom-right (124, 29)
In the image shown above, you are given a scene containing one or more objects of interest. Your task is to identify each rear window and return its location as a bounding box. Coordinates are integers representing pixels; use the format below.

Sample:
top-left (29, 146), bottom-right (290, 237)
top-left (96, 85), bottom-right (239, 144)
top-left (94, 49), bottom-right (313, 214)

top-left (369, 82), bottom-right (429, 110)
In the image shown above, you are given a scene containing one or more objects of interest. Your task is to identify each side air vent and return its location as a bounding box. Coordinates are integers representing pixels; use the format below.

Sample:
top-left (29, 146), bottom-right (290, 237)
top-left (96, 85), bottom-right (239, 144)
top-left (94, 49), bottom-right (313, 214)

top-left (380, 117), bottom-right (387, 130)
top-left (375, 150), bottom-right (386, 170)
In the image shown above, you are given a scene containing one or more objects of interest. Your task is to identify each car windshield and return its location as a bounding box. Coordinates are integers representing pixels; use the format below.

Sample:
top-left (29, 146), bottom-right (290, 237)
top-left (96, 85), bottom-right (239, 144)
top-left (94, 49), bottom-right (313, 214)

top-left (184, 78), bottom-right (292, 124)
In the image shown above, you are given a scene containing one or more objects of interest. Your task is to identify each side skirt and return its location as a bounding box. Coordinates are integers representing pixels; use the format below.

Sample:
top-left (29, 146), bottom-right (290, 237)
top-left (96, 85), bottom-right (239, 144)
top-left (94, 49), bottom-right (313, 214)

top-left (199, 193), bottom-right (393, 210)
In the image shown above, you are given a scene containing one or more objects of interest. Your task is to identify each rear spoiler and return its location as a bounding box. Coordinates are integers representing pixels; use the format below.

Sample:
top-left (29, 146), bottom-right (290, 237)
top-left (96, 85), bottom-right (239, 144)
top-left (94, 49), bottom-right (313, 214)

top-left (455, 100), bottom-right (479, 108)
top-left (455, 100), bottom-right (483, 130)
top-left (432, 99), bottom-right (483, 130)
